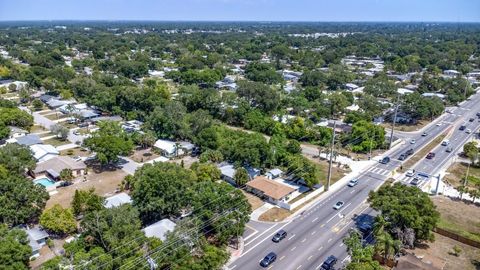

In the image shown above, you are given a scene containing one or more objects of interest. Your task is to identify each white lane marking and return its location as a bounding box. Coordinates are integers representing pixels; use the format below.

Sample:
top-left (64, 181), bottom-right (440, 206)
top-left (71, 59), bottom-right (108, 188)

top-left (342, 256), bottom-right (351, 263)
top-left (280, 255), bottom-right (285, 261)
top-left (288, 234), bottom-right (296, 240)
top-left (301, 238), bottom-right (306, 243)
top-left (326, 213), bottom-right (338, 223)
top-left (308, 255), bottom-right (313, 261)
top-left (316, 264), bottom-right (322, 270)
top-left (240, 220), bottom-right (292, 257)
top-left (350, 189), bottom-right (356, 194)
top-left (244, 223), bottom-right (279, 247)
top-left (339, 243), bottom-right (344, 247)
top-left (318, 246), bottom-right (323, 251)
top-left (312, 217), bottom-right (318, 222)
top-left (291, 246), bottom-right (297, 251)
top-left (328, 238), bottom-right (332, 243)
top-left (296, 265), bottom-right (302, 270)
top-left (230, 265), bottom-right (237, 270)
top-left (311, 231), bottom-right (316, 235)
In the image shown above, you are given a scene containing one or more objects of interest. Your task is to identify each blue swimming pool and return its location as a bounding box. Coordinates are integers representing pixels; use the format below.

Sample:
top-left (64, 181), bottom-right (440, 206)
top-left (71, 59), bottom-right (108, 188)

top-left (34, 178), bottom-right (56, 188)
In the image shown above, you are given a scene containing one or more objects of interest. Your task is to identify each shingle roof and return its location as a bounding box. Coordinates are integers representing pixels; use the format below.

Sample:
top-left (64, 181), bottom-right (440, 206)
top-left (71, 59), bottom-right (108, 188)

top-left (246, 176), bottom-right (295, 200)
top-left (33, 156), bottom-right (86, 175)
top-left (16, 134), bottom-right (42, 146)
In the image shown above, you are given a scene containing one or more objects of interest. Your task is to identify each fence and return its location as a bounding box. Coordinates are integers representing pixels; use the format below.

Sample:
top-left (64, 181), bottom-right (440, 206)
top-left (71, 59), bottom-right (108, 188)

top-left (434, 227), bottom-right (480, 248)
top-left (280, 186), bottom-right (325, 211)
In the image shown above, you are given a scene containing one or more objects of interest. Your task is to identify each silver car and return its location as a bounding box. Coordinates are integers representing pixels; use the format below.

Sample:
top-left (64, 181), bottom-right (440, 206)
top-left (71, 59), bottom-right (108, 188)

top-left (333, 201), bottom-right (345, 210)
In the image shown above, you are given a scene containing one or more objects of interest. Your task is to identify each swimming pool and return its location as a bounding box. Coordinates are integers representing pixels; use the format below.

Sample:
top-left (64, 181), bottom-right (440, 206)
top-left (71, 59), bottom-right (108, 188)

top-left (34, 178), bottom-right (56, 188)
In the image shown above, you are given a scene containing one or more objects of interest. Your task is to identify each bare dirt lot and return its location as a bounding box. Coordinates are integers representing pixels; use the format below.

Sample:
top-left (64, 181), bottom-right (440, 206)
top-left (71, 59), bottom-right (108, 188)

top-left (432, 196), bottom-right (480, 242)
top-left (46, 168), bottom-right (128, 209)
top-left (409, 233), bottom-right (480, 270)
top-left (129, 147), bottom-right (160, 163)
top-left (444, 162), bottom-right (480, 189)
top-left (259, 207), bottom-right (291, 222)
top-left (381, 119), bottom-right (430, 132)
top-left (241, 190), bottom-right (264, 211)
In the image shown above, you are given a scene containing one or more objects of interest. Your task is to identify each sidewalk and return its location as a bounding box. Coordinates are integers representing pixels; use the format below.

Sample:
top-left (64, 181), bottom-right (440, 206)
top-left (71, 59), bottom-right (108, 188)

top-left (224, 237), bottom-right (245, 270)
top-left (249, 203), bottom-right (273, 221)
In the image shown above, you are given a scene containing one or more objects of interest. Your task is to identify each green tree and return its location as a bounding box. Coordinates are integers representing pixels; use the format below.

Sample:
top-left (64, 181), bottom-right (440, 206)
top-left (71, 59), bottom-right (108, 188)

top-left (0, 143), bottom-right (36, 173)
top-left (40, 204), bottom-right (77, 235)
top-left (234, 167), bottom-right (249, 187)
top-left (50, 124), bottom-right (69, 140)
top-left (364, 74), bottom-right (397, 98)
top-left (463, 141), bottom-right (478, 164)
top-left (60, 168), bottom-right (74, 183)
top-left (0, 224), bottom-right (32, 270)
top-left (32, 99), bottom-right (44, 111)
top-left (131, 162), bottom-right (197, 223)
top-left (343, 230), bottom-right (381, 270)
top-left (71, 188), bottom-right (105, 217)
top-left (83, 121), bottom-right (134, 165)
top-left (374, 231), bottom-right (401, 263)
top-left (192, 162), bottom-right (221, 182)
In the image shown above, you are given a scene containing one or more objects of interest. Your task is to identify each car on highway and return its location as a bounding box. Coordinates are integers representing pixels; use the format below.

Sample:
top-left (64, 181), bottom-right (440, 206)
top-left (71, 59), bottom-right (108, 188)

top-left (410, 177), bottom-right (421, 186)
top-left (426, 152), bottom-right (436, 159)
top-left (320, 255), bottom-right (338, 270)
top-left (476, 112), bottom-right (480, 117)
top-left (380, 157), bottom-right (390, 164)
top-left (441, 140), bottom-right (450, 146)
top-left (333, 201), bottom-right (345, 210)
top-left (422, 132), bottom-right (428, 137)
top-left (398, 153), bottom-right (407, 160)
top-left (405, 148), bottom-right (414, 156)
top-left (446, 147), bottom-right (453, 153)
top-left (406, 169), bottom-right (415, 177)
top-left (260, 252), bottom-right (277, 267)
top-left (469, 118), bottom-right (475, 122)
top-left (410, 139), bottom-right (416, 144)
top-left (459, 125), bottom-right (466, 131)
top-left (436, 122), bottom-right (442, 126)
top-left (272, 230), bottom-right (287, 243)
top-left (466, 129), bottom-right (472, 134)
top-left (348, 179), bottom-right (359, 187)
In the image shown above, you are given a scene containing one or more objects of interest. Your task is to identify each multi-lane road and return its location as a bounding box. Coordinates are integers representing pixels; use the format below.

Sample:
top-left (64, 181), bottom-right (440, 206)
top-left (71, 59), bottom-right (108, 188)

top-left (228, 89), bottom-right (480, 270)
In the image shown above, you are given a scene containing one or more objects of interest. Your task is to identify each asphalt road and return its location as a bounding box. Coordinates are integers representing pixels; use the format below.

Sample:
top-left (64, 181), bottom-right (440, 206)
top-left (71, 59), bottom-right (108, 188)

top-left (229, 89), bottom-right (480, 270)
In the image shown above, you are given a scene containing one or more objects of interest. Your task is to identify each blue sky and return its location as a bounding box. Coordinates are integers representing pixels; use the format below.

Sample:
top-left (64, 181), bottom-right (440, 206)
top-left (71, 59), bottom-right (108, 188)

top-left (0, 0), bottom-right (479, 22)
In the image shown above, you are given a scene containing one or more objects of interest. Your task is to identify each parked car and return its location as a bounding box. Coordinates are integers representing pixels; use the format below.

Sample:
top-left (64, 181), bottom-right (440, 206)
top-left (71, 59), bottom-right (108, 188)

top-left (405, 148), bottom-right (414, 156)
top-left (441, 140), bottom-right (450, 146)
top-left (272, 230), bottom-right (287, 243)
top-left (260, 252), bottom-right (277, 267)
top-left (410, 177), bottom-right (421, 186)
top-left (476, 112), bottom-right (480, 117)
top-left (380, 157), bottom-right (390, 164)
top-left (333, 201), bottom-right (345, 210)
top-left (426, 152), bottom-right (436, 159)
top-left (348, 179), bottom-right (359, 187)
top-left (320, 255), bottom-right (338, 270)
top-left (406, 169), bottom-right (415, 177)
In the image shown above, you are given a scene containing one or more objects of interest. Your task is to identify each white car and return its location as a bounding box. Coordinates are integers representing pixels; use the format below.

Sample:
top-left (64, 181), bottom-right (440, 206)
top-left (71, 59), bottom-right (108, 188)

top-left (347, 179), bottom-right (359, 187)
top-left (436, 122), bottom-right (442, 126)
top-left (410, 139), bottom-right (416, 144)
top-left (333, 201), bottom-right (345, 210)
top-left (466, 129), bottom-right (472, 134)
top-left (406, 170), bottom-right (415, 177)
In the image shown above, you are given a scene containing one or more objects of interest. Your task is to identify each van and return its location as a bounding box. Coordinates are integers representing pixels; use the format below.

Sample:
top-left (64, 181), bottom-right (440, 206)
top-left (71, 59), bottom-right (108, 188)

top-left (441, 140), bottom-right (450, 146)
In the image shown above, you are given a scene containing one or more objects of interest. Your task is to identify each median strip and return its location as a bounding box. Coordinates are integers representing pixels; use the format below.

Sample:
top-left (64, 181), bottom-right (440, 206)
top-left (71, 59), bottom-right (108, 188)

top-left (399, 131), bottom-right (448, 173)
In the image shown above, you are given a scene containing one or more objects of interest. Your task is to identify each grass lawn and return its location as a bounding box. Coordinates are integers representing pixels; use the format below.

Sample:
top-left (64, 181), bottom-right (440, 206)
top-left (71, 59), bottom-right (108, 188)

top-left (399, 132), bottom-right (447, 173)
top-left (432, 196), bottom-right (480, 243)
top-left (129, 148), bottom-right (160, 163)
top-left (43, 137), bottom-right (69, 147)
top-left (444, 162), bottom-right (480, 189)
top-left (60, 147), bottom-right (91, 157)
top-left (45, 113), bottom-right (68, 120)
top-left (259, 207), bottom-right (291, 222)
top-left (313, 158), bottom-right (351, 186)
top-left (31, 125), bottom-right (47, 133)
top-left (381, 119), bottom-right (431, 132)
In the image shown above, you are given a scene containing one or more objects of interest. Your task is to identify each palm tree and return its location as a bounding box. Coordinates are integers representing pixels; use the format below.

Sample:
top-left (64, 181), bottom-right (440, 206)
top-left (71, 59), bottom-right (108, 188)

top-left (457, 185), bottom-right (468, 200)
top-left (375, 232), bottom-right (401, 263)
top-left (373, 215), bottom-right (390, 237)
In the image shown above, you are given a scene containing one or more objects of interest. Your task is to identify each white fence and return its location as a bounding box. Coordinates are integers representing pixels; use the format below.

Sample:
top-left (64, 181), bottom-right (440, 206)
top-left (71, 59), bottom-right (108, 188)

top-left (279, 186), bottom-right (325, 210)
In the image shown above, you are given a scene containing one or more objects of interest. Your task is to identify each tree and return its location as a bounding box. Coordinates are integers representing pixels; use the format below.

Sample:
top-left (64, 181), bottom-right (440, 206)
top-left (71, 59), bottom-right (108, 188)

top-left (32, 99), bottom-right (44, 111)
top-left (343, 230), bottom-right (381, 270)
top-left (234, 167), bottom-right (249, 187)
top-left (364, 74), bottom-right (397, 98)
top-left (463, 141), bottom-right (478, 164)
top-left (374, 231), bottom-right (401, 263)
top-left (0, 224), bottom-right (31, 270)
top-left (368, 183), bottom-right (440, 243)
top-left (0, 143), bottom-right (36, 173)
top-left (71, 188), bottom-right (105, 217)
top-left (131, 162), bottom-right (197, 223)
top-left (40, 204), bottom-right (77, 235)
top-left (191, 162), bottom-right (221, 182)
top-left (50, 124), bottom-right (69, 140)
top-left (83, 121), bottom-right (134, 165)
top-left (0, 166), bottom-right (49, 225)
top-left (236, 80), bottom-right (281, 113)
top-left (347, 120), bottom-right (385, 153)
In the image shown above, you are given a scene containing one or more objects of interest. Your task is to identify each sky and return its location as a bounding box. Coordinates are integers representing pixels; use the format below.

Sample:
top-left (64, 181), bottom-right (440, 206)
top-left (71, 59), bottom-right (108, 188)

top-left (0, 0), bottom-right (479, 22)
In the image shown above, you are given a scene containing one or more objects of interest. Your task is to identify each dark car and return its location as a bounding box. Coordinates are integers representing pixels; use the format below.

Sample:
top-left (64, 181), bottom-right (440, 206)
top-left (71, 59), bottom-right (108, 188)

top-left (380, 157), bottom-right (390, 164)
top-left (460, 125), bottom-right (466, 131)
top-left (422, 132), bottom-right (428, 137)
top-left (469, 118), bottom-right (475, 122)
top-left (272, 230), bottom-right (287, 243)
top-left (426, 152), bottom-right (436, 159)
top-left (476, 112), bottom-right (480, 117)
top-left (405, 148), bottom-right (414, 156)
top-left (398, 153), bottom-right (407, 160)
top-left (320, 255), bottom-right (338, 270)
top-left (410, 177), bottom-right (421, 186)
top-left (260, 252), bottom-right (277, 267)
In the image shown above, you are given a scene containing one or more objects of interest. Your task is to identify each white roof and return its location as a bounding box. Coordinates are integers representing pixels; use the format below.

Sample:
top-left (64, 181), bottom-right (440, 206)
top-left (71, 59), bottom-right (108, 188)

top-left (397, 88), bottom-right (414, 95)
top-left (30, 144), bottom-right (59, 162)
top-left (219, 164), bottom-right (235, 179)
top-left (105, 192), bottom-right (132, 208)
top-left (153, 139), bottom-right (176, 154)
top-left (143, 219), bottom-right (176, 241)
top-left (267, 168), bottom-right (283, 176)
top-left (346, 104), bottom-right (360, 111)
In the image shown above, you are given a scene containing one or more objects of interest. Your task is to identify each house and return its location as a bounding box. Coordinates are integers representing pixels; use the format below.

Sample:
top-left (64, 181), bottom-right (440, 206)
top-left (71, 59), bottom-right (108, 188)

top-left (39, 94), bottom-right (55, 103)
top-left (0, 80), bottom-right (28, 91)
top-left (122, 120), bottom-right (144, 133)
top-left (77, 109), bottom-right (100, 120)
top-left (31, 156), bottom-right (86, 179)
top-left (30, 144), bottom-right (59, 162)
top-left (23, 226), bottom-right (49, 259)
top-left (90, 115), bottom-right (123, 123)
top-left (148, 70), bottom-right (165, 77)
top-left (14, 134), bottom-right (42, 146)
top-left (153, 139), bottom-right (177, 158)
top-left (105, 192), bottom-right (132, 208)
top-left (9, 126), bottom-right (28, 139)
top-left (215, 76), bottom-right (237, 91)
top-left (46, 98), bottom-right (76, 109)
top-left (422, 93), bottom-right (446, 99)
top-left (266, 168), bottom-right (283, 180)
top-left (345, 83), bottom-right (359, 91)
top-left (397, 88), bottom-right (414, 95)
top-left (443, 69), bottom-right (460, 77)
top-left (59, 103), bottom-right (88, 114)
top-left (179, 141), bottom-right (195, 154)
top-left (143, 219), bottom-right (176, 241)
top-left (246, 176), bottom-right (296, 204)
top-left (218, 164), bottom-right (261, 185)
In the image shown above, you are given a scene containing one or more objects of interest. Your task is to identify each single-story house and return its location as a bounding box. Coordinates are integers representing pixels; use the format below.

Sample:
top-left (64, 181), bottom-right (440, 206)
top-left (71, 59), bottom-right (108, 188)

top-left (59, 103), bottom-right (88, 114)
top-left (31, 156), bottom-right (86, 179)
top-left (443, 69), bottom-right (460, 77)
top-left (345, 83), bottom-right (359, 91)
top-left (153, 139), bottom-right (177, 158)
top-left (90, 115), bottom-right (123, 123)
top-left (246, 176), bottom-right (296, 204)
top-left (397, 88), bottom-right (414, 95)
top-left (105, 192), bottom-right (132, 208)
top-left (422, 93), bottom-right (446, 99)
top-left (219, 164), bottom-right (261, 185)
top-left (122, 120), bottom-right (143, 133)
top-left (179, 141), bottom-right (195, 154)
top-left (14, 134), bottom-right (42, 146)
top-left (46, 98), bottom-right (76, 109)
top-left (39, 94), bottom-right (55, 103)
top-left (23, 226), bottom-right (49, 259)
top-left (266, 168), bottom-right (283, 180)
top-left (30, 144), bottom-right (59, 162)
top-left (9, 126), bottom-right (28, 139)
top-left (143, 219), bottom-right (176, 241)
top-left (77, 109), bottom-right (100, 120)
top-left (0, 80), bottom-right (28, 91)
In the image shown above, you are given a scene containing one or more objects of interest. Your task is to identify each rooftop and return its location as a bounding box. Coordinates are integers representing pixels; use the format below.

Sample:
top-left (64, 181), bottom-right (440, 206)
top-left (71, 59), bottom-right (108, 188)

top-left (246, 176), bottom-right (295, 200)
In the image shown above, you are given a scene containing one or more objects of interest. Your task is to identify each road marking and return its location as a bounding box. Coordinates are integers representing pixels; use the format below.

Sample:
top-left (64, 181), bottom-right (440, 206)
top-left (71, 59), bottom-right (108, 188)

top-left (342, 256), bottom-right (351, 263)
top-left (312, 217), bottom-right (318, 222)
top-left (244, 222), bottom-right (279, 247)
top-left (241, 220), bottom-right (292, 257)
top-left (318, 246), bottom-right (323, 251)
top-left (296, 265), bottom-right (302, 269)
top-left (340, 243), bottom-right (344, 247)
top-left (288, 234), bottom-right (296, 240)
top-left (320, 223), bottom-right (325, 227)
top-left (328, 238), bottom-right (332, 243)
top-left (308, 255), bottom-right (313, 261)
top-left (291, 246), bottom-right (297, 251)
top-left (301, 238), bottom-right (306, 243)
top-left (311, 230), bottom-right (316, 235)
top-left (280, 255), bottom-right (285, 261)
top-left (268, 266), bottom-right (273, 270)
top-left (316, 264), bottom-right (322, 270)
top-left (350, 189), bottom-right (355, 194)
top-left (230, 265), bottom-right (237, 270)
top-left (326, 214), bottom-right (337, 223)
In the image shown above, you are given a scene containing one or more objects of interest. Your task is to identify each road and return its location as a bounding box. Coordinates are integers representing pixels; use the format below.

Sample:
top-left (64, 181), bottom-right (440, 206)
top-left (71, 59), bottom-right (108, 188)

top-left (229, 89), bottom-right (480, 270)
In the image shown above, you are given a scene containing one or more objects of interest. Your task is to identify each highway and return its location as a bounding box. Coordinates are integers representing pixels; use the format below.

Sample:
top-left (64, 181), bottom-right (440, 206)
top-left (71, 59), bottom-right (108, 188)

top-left (228, 89), bottom-right (480, 270)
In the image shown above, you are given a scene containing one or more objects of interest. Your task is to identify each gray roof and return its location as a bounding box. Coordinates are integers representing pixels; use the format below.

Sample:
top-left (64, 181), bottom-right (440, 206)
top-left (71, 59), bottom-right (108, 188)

top-left (9, 126), bottom-right (28, 135)
top-left (219, 164), bottom-right (235, 179)
top-left (267, 168), bottom-right (283, 176)
top-left (78, 109), bottom-right (99, 119)
top-left (16, 134), bottom-right (42, 146)
top-left (33, 156), bottom-right (86, 175)
top-left (25, 226), bottom-right (49, 241)
top-left (143, 219), bottom-right (176, 241)
top-left (105, 192), bottom-right (132, 208)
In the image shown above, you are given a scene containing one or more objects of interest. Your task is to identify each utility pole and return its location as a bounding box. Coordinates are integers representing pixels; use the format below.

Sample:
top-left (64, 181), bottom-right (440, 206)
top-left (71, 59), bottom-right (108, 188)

top-left (389, 95), bottom-right (400, 149)
top-left (327, 120), bottom-right (336, 191)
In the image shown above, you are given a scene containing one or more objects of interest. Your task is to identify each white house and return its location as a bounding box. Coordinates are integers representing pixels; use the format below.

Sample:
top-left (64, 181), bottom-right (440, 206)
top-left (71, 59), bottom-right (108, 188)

top-left (105, 192), bottom-right (132, 208)
top-left (30, 144), bottom-right (59, 162)
top-left (9, 126), bottom-right (28, 139)
top-left (397, 88), bottom-right (414, 95)
top-left (23, 226), bottom-right (49, 259)
top-left (153, 139), bottom-right (177, 158)
top-left (143, 219), bottom-right (176, 241)
top-left (443, 69), bottom-right (460, 77)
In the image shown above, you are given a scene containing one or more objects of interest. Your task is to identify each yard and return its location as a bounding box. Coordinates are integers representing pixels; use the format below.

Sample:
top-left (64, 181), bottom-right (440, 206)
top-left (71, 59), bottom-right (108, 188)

top-left (59, 146), bottom-right (91, 157)
top-left (381, 119), bottom-right (430, 132)
top-left (46, 168), bottom-right (128, 209)
top-left (307, 156), bottom-right (351, 186)
top-left (407, 232), bottom-right (480, 270)
top-left (43, 137), bottom-right (70, 147)
top-left (444, 162), bottom-right (480, 189)
top-left (432, 196), bottom-right (480, 243)
top-left (241, 190), bottom-right (264, 211)
top-left (30, 125), bottom-right (48, 133)
top-left (259, 207), bottom-right (291, 222)
top-left (45, 113), bottom-right (69, 120)
top-left (129, 147), bottom-right (160, 163)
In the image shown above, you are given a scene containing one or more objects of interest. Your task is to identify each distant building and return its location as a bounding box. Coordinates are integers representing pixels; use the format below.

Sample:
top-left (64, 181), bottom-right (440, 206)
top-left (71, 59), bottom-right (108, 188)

top-left (23, 226), bottom-right (49, 259)
top-left (397, 88), bottom-right (414, 95)
top-left (422, 93), bottom-right (446, 99)
top-left (266, 168), bottom-right (283, 180)
top-left (143, 219), bottom-right (176, 241)
top-left (105, 192), bottom-right (132, 208)
top-left (30, 144), bottom-right (59, 162)
top-left (13, 134), bottom-right (42, 146)
top-left (443, 69), bottom-right (460, 77)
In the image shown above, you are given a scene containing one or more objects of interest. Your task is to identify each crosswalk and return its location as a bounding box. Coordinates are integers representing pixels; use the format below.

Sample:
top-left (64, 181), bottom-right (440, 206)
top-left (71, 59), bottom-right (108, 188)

top-left (366, 167), bottom-right (391, 176)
